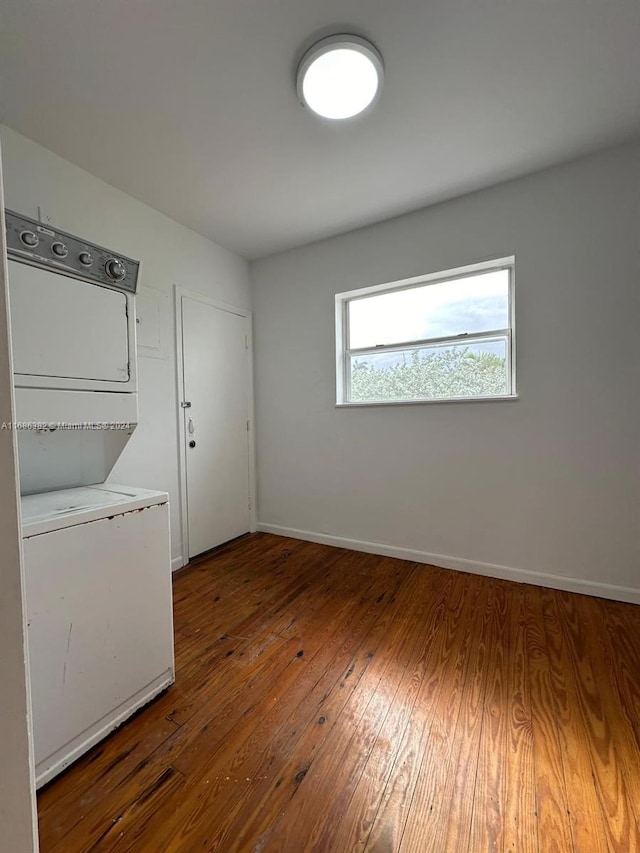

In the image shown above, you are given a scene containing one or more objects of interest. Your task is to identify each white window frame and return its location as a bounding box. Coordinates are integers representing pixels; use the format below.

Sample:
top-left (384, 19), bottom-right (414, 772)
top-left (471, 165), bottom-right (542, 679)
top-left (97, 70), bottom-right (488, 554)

top-left (335, 256), bottom-right (517, 406)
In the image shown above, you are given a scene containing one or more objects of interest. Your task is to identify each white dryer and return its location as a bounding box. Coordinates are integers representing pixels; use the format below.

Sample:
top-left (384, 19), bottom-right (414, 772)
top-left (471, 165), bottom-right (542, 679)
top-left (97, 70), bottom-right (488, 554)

top-left (5, 209), bottom-right (140, 493)
top-left (5, 210), bottom-right (175, 787)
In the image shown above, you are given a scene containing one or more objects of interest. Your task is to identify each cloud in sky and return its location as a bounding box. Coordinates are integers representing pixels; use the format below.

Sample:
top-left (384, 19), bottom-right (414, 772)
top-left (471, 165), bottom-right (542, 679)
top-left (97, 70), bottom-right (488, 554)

top-left (349, 269), bottom-right (509, 349)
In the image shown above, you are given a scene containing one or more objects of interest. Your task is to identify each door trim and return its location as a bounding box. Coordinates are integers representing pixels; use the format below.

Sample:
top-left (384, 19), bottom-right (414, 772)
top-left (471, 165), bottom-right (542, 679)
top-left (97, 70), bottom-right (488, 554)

top-left (174, 286), bottom-right (256, 568)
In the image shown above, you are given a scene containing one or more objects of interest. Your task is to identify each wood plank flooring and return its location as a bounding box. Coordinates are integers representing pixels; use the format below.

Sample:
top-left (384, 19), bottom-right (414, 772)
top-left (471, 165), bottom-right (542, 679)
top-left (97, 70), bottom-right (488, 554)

top-left (37, 533), bottom-right (640, 852)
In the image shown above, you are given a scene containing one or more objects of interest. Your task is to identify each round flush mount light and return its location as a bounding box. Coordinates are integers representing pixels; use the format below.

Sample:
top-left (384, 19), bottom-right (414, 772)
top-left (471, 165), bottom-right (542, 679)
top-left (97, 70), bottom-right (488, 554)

top-left (296, 34), bottom-right (384, 120)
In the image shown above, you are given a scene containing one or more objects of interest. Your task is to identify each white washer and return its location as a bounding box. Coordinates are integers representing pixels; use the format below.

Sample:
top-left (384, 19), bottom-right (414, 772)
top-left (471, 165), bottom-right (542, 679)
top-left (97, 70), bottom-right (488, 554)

top-left (22, 485), bottom-right (175, 788)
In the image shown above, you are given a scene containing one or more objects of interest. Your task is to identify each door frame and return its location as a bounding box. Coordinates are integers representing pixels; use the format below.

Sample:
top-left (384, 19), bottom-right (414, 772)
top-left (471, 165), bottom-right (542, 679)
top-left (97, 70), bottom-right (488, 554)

top-left (174, 286), bottom-right (256, 567)
top-left (0, 139), bottom-right (39, 850)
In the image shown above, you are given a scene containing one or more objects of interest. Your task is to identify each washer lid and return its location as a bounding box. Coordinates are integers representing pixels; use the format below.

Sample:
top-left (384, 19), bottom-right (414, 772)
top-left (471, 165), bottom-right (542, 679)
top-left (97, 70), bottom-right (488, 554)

top-left (21, 484), bottom-right (168, 537)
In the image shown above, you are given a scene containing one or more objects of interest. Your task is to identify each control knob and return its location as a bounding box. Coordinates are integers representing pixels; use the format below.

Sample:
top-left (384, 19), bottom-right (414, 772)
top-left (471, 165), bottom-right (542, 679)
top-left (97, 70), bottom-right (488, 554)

top-left (51, 241), bottom-right (68, 258)
top-left (105, 257), bottom-right (126, 282)
top-left (20, 230), bottom-right (39, 248)
top-left (78, 251), bottom-right (93, 267)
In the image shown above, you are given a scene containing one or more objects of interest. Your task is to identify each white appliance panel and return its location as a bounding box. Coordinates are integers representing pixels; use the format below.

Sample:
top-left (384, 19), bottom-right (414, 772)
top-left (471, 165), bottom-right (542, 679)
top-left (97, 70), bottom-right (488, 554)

top-left (14, 388), bottom-right (138, 495)
top-left (8, 259), bottom-right (130, 384)
top-left (14, 386), bottom-right (138, 425)
top-left (23, 500), bottom-right (174, 787)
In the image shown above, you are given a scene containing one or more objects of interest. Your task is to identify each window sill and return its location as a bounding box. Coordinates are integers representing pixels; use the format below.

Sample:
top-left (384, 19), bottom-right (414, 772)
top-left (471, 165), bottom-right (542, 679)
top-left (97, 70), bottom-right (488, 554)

top-left (336, 394), bottom-right (519, 408)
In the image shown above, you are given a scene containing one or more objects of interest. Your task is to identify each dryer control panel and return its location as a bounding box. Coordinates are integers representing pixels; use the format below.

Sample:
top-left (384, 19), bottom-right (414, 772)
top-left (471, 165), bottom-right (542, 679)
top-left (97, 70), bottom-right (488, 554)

top-left (5, 209), bottom-right (140, 293)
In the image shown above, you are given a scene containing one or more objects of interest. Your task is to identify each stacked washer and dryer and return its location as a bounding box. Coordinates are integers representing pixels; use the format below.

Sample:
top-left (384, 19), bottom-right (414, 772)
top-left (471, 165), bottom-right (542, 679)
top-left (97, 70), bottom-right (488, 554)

top-left (5, 210), bottom-right (175, 788)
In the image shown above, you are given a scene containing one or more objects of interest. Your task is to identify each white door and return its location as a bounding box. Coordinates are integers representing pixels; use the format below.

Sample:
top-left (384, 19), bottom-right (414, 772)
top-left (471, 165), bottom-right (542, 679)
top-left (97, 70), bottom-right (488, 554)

top-left (181, 296), bottom-right (251, 558)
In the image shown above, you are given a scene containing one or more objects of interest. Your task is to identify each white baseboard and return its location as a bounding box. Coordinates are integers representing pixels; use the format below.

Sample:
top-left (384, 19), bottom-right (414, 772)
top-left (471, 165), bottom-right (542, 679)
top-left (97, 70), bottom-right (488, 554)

top-left (171, 556), bottom-right (186, 572)
top-left (256, 523), bottom-right (640, 606)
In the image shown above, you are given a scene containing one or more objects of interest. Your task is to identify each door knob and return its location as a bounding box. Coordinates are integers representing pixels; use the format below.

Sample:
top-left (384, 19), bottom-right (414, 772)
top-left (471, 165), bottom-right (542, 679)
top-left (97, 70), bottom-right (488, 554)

top-left (189, 440), bottom-right (196, 448)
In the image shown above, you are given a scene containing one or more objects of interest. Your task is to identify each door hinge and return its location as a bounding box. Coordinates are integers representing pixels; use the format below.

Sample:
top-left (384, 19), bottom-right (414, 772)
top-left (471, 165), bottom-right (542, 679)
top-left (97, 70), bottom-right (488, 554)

top-left (245, 334), bottom-right (248, 350)
top-left (246, 419), bottom-right (250, 431)
top-left (181, 401), bottom-right (192, 408)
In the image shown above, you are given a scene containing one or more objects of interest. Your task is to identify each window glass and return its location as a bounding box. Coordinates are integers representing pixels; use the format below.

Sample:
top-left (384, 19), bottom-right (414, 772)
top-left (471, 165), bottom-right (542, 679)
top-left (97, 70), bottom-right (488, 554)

top-left (349, 339), bottom-right (509, 402)
top-left (337, 259), bottom-right (515, 404)
top-left (348, 269), bottom-right (509, 349)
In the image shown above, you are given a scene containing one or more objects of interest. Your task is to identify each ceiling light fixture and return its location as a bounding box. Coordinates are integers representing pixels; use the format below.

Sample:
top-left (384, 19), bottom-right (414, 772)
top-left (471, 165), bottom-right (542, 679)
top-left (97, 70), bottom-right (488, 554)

top-left (296, 35), bottom-right (384, 120)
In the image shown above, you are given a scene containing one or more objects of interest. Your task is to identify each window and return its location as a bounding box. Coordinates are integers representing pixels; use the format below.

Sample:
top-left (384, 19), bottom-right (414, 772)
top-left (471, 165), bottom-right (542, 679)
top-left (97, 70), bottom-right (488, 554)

top-left (336, 257), bottom-right (515, 405)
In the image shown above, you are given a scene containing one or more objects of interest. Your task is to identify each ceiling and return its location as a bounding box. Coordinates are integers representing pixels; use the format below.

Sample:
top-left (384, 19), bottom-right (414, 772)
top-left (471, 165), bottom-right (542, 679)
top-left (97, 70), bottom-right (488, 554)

top-left (1, 1), bottom-right (639, 259)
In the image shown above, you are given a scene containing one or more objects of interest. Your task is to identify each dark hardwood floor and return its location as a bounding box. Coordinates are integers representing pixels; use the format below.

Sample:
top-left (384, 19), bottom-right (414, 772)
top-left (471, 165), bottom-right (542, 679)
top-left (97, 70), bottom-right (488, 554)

top-left (37, 533), bottom-right (640, 852)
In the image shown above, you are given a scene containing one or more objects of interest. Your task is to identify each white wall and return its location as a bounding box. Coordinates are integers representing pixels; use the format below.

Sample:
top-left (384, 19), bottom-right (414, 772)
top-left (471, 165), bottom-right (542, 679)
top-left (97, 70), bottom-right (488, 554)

top-left (252, 143), bottom-right (640, 602)
top-left (0, 125), bottom-right (252, 567)
top-left (0, 141), bottom-right (38, 851)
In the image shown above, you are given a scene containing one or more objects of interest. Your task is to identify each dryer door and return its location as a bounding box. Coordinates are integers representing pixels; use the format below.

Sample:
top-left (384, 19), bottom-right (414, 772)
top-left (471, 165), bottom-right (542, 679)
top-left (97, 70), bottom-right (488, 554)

top-left (8, 259), bottom-right (131, 390)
